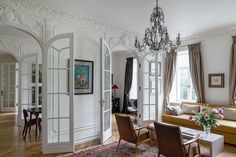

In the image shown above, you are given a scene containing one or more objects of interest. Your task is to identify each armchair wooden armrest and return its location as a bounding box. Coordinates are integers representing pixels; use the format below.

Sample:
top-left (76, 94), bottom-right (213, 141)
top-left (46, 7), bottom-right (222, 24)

top-left (133, 125), bottom-right (148, 131)
top-left (183, 137), bottom-right (198, 146)
top-left (183, 137), bottom-right (201, 157)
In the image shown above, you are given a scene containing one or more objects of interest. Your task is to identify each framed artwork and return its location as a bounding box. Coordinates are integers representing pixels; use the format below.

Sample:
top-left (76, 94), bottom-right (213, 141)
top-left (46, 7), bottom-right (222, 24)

top-left (74, 60), bottom-right (94, 94)
top-left (208, 73), bottom-right (224, 88)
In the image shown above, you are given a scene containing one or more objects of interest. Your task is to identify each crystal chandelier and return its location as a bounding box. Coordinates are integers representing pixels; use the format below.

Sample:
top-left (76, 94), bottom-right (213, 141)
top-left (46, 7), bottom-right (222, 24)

top-left (134, 0), bottom-right (181, 55)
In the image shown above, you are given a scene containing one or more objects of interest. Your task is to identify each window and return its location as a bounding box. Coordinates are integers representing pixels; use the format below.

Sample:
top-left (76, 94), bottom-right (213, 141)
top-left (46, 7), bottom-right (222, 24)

top-left (130, 58), bottom-right (138, 99)
top-left (170, 49), bottom-right (197, 102)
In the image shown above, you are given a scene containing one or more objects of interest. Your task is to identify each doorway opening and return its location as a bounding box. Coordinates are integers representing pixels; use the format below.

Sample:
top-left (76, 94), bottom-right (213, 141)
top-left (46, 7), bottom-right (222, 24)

top-left (0, 25), bottom-right (43, 151)
top-left (110, 48), bottom-right (139, 139)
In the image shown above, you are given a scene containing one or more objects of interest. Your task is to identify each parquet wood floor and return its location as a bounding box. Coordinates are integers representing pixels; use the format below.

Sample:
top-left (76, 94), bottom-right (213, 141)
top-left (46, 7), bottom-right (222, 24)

top-left (0, 112), bottom-right (236, 157)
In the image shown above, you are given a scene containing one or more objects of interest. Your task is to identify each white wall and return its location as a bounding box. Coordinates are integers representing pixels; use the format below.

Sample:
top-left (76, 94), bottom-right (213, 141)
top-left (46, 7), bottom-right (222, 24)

top-left (111, 51), bottom-right (135, 111)
top-left (201, 34), bottom-right (232, 105)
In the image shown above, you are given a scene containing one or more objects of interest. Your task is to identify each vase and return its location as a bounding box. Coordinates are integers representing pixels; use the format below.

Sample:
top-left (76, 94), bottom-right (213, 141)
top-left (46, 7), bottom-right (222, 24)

top-left (203, 125), bottom-right (211, 137)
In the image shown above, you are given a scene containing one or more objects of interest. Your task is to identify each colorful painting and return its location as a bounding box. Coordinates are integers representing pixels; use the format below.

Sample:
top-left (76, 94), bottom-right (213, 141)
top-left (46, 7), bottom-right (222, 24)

top-left (74, 60), bottom-right (94, 94)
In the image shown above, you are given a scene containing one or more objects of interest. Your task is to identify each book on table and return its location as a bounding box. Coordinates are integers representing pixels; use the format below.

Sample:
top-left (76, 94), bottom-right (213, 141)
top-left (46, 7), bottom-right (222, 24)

top-left (180, 127), bottom-right (201, 137)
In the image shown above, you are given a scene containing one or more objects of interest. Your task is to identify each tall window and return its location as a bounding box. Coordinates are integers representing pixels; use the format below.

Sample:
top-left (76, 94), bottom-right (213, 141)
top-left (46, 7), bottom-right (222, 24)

top-left (170, 49), bottom-right (196, 102)
top-left (130, 58), bottom-right (138, 99)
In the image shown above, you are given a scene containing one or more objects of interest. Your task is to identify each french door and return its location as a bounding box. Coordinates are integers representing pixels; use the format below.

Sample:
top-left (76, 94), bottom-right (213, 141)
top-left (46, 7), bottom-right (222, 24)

top-left (100, 38), bottom-right (112, 143)
top-left (0, 63), bottom-right (17, 112)
top-left (42, 33), bottom-right (74, 154)
top-left (19, 54), bottom-right (39, 124)
top-left (139, 54), bottom-right (159, 124)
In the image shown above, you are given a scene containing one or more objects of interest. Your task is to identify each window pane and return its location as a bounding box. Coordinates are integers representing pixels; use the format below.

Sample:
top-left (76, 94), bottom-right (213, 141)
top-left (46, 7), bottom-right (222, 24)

top-left (170, 49), bottom-right (197, 102)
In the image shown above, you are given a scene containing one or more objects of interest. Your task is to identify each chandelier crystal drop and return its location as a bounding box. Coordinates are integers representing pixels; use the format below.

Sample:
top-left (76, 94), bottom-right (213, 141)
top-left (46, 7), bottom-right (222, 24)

top-left (134, 0), bottom-right (181, 55)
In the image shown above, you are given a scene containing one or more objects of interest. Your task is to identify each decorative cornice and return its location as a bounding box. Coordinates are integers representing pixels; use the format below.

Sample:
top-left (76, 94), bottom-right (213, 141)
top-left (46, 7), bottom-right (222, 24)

top-left (0, 34), bottom-right (38, 46)
top-left (0, 0), bottom-right (44, 39)
top-left (5, 0), bottom-right (139, 37)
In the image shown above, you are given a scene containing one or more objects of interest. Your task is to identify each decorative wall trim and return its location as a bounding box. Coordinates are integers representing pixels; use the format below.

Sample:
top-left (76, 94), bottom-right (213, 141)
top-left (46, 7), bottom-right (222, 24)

top-left (74, 135), bottom-right (100, 145)
top-left (2, 0), bottom-right (138, 37)
top-left (0, 0), bottom-right (44, 39)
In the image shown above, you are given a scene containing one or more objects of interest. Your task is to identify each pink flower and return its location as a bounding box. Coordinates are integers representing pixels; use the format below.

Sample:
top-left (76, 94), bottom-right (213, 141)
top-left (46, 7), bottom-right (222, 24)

top-left (195, 120), bottom-right (201, 126)
top-left (218, 114), bottom-right (224, 120)
top-left (189, 115), bottom-right (193, 120)
top-left (218, 108), bottom-right (224, 114)
top-left (204, 114), bottom-right (210, 121)
top-left (212, 108), bottom-right (219, 114)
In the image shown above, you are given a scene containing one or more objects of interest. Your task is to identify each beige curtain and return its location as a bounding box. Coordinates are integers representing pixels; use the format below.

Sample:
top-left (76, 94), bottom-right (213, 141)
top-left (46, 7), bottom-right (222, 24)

top-left (229, 36), bottom-right (236, 105)
top-left (188, 43), bottom-right (205, 103)
top-left (163, 49), bottom-right (177, 106)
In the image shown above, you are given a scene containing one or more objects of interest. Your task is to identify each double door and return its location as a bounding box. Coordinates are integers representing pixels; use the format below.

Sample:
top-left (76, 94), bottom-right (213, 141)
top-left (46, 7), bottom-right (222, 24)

top-left (0, 63), bottom-right (17, 112)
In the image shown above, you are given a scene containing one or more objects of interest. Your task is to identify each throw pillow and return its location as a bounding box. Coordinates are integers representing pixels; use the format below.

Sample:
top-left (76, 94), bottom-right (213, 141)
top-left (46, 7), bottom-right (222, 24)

top-left (172, 106), bottom-right (183, 116)
top-left (165, 106), bottom-right (176, 116)
top-left (181, 103), bottom-right (200, 115)
top-left (223, 108), bottom-right (236, 121)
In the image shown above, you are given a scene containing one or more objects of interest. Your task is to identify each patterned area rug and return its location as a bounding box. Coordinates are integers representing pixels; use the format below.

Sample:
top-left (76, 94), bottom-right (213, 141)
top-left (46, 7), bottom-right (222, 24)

top-left (64, 141), bottom-right (158, 157)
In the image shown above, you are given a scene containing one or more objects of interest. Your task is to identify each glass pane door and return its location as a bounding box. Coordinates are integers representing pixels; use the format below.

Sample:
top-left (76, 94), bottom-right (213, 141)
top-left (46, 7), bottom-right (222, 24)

top-left (19, 55), bottom-right (38, 122)
top-left (0, 63), bottom-right (16, 112)
top-left (100, 38), bottom-right (112, 143)
top-left (42, 33), bottom-right (74, 154)
top-left (142, 55), bottom-right (158, 123)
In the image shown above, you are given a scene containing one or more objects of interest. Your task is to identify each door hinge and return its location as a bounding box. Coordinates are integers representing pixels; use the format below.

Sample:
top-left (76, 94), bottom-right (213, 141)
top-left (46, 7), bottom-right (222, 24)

top-left (139, 114), bottom-right (141, 118)
top-left (139, 63), bottom-right (141, 68)
top-left (139, 86), bottom-right (141, 91)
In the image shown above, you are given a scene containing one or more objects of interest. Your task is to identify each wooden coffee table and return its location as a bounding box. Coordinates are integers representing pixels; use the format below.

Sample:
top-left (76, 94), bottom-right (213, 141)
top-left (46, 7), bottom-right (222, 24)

top-left (180, 127), bottom-right (224, 157)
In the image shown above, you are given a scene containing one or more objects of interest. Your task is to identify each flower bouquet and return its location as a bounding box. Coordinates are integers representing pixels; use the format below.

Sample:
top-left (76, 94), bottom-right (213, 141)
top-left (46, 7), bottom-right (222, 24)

top-left (189, 106), bottom-right (224, 137)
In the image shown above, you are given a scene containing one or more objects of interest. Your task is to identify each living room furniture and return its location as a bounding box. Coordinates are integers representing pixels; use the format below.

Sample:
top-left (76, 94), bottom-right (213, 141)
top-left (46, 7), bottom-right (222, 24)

top-left (154, 122), bottom-right (201, 157)
top-left (112, 98), bottom-right (120, 113)
top-left (115, 114), bottom-right (151, 152)
top-left (181, 126), bottom-right (224, 157)
top-left (22, 109), bottom-right (42, 140)
top-left (162, 102), bottom-right (236, 145)
top-left (27, 107), bottom-right (42, 138)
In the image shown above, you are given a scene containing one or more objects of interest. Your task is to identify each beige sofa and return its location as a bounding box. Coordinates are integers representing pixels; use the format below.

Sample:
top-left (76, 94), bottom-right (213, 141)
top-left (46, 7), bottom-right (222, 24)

top-left (162, 102), bottom-right (236, 145)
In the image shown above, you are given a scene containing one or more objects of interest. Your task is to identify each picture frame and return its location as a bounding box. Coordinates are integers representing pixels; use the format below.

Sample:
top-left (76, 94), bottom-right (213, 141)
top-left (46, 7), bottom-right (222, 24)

top-left (208, 73), bottom-right (224, 88)
top-left (74, 59), bottom-right (94, 94)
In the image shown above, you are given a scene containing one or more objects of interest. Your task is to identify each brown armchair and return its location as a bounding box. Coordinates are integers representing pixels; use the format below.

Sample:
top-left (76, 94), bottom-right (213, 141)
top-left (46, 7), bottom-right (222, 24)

top-left (115, 114), bottom-right (151, 151)
top-left (154, 122), bottom-right (201, 157)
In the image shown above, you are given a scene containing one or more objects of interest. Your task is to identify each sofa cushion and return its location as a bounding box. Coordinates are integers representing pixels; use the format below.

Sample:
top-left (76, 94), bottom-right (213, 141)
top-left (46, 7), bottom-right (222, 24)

top-left (162, 114), bottom-right (236, 135)
top-left (181, 103), bottom-right (200, 115)
top-left (172, 106), bottom-right (183, 116)
top-left (165, 106), bottom-right (176, 115)
top-left (223, 108), bottom-right (236, 121)
top-left (217, 119), bottom-right (236, 134)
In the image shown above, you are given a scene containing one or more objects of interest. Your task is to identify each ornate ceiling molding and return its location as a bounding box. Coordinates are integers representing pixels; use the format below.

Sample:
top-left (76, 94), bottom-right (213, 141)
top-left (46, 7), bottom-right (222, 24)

top-left (0, 0), bottom-right (44, 39)
top-left (4, 0), bottom-right (139, 37)
top-left (0, 34), bottom-right (38, 46)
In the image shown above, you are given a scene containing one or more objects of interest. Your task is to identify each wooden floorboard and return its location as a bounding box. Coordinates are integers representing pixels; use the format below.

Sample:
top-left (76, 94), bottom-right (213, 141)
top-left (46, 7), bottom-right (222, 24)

top-left (0, 112), bottom-right (236, 157)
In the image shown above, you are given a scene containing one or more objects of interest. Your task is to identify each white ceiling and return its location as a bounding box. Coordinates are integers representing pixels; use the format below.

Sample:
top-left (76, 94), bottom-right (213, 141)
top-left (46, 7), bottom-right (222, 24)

top-left (28, 0), bottom-right (236, 39)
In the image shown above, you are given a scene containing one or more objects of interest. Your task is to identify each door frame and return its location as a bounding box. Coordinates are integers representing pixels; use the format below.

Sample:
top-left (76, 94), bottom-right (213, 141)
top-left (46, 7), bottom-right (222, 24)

top-left (0, 63), bottom-right (17, 112)
top-left (42, 33), bottom-right (74, 154)
top-left (138, 54), bottom-right (159, 125)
